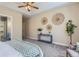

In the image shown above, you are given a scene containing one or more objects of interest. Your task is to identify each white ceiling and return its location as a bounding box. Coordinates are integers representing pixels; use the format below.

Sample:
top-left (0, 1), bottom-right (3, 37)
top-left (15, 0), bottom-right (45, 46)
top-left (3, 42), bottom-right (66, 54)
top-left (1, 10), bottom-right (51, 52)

top-left (0, 2), bottom-right (75, 16)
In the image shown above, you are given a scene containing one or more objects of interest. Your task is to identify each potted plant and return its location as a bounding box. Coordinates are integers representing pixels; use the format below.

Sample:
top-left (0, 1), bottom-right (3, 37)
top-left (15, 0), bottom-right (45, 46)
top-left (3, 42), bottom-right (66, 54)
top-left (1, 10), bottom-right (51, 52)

top-left (37, 28), bottom-right (43, 34)
top-left (66, 20), bottom-right (77, 45)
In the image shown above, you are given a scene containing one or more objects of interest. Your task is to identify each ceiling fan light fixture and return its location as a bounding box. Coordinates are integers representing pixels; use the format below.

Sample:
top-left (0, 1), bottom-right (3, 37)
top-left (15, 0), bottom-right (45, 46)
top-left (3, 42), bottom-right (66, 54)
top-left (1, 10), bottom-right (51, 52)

top-left (18, 2), bottom-right (39, 12)
top-left (25, 6), bottom-right (30, 9)
top-left (25, 6), bottom-right (31, 12)
top-left (28, 6), bottom-right (31, 9)
top-left (25, 7), bottom-right (27, 9)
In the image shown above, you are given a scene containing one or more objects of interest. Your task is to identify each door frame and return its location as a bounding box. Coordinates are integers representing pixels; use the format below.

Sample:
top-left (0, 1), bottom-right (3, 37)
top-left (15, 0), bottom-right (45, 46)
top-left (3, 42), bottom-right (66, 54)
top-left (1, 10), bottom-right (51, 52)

top-left (0, 14), bottom-right (13, 40)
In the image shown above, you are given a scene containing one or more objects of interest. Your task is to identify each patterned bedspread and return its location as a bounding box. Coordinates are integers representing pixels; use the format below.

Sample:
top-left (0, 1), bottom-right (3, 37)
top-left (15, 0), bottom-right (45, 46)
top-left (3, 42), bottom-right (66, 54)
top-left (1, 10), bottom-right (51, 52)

top-left (6, 40), bottom-right (43, 57)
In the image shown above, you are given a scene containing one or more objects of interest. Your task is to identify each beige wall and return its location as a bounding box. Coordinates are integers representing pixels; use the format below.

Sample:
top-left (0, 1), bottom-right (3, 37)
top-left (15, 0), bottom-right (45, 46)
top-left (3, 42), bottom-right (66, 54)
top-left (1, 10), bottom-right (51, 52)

top-left (28, 3), bottom-right (79, 46)
top-left (22, 15), bottom-right (30, 39)
top-left (0, 5), bottom-right (22, 40)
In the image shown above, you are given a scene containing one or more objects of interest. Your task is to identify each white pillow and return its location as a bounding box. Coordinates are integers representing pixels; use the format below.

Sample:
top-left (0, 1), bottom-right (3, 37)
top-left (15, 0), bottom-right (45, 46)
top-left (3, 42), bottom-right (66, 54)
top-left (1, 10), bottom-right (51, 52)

top-left (76, 42), bottom-right (79, 52)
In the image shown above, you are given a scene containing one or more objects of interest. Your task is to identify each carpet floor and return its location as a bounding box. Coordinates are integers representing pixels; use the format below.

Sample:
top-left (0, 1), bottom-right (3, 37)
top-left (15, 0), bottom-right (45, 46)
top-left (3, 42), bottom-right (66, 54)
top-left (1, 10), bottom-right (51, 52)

top-left (24, 39), bottom-right (67, 57)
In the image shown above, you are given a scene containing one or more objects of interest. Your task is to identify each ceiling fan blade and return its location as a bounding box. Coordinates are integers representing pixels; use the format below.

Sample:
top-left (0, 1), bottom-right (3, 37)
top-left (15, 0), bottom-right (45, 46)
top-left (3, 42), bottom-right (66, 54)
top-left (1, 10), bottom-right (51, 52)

top-left (23, 2), bottom-right (34, 4)
top-left (23, 2), bottom-right (25, 3)
top-left (31, 2), bottom-right (35, 4)
top-left (18, 6), bottom-right (24, 8)
top-left (23, 2), bottom-right (27, 4)
top-left (30, 5), bottom-right (39, 9)
top-left (18, 2), bottom-right (39, 12)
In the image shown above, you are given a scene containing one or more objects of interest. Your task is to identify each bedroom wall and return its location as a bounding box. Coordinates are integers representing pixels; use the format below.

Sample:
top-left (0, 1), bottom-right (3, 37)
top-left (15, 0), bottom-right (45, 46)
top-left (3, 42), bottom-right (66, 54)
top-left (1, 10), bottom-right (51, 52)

top-left (0, 5), bottom-right (22, 40)
top-left (22, 15), bottom-right (30, 39)
top-left (28, 3), bottom-right (79, 46)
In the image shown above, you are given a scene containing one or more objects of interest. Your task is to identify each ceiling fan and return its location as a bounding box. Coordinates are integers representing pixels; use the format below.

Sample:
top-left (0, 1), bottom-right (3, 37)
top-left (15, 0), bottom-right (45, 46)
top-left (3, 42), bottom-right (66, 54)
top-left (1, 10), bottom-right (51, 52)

top-left (18, 2), bottom-right (39, 12)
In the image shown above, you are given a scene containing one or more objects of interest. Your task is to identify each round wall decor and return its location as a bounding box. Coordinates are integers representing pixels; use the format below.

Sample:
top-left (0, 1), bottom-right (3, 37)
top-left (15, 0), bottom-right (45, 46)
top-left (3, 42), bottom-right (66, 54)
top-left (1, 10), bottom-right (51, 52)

top-left (52, 13), bottom-right (65, 25)
top-left (46, 24), bottom-right (52, 32)
top-left (41, 17), bottom-right (48, 25)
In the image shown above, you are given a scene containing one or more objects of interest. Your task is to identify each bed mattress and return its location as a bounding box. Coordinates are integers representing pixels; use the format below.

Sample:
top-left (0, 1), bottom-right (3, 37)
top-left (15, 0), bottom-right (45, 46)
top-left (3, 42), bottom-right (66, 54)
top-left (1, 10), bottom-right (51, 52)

top-left (0, 41), bottom-right (23, 57)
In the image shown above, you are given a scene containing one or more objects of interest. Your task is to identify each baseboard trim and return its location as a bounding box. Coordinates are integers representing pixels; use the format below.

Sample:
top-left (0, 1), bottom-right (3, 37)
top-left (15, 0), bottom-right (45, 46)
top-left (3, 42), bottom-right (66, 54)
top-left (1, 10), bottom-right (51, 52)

top-left (26, 37), bottom-right (38, 40)
top-left (53, 42), bottom-right (68, 47)
top-left (26, 37), bottom-right (68, 47)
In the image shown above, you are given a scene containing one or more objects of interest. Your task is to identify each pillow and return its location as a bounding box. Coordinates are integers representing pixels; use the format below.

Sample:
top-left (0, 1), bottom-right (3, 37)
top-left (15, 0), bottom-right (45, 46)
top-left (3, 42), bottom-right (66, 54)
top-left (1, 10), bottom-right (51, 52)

top-left (76, 42), bottom-right (79, 52)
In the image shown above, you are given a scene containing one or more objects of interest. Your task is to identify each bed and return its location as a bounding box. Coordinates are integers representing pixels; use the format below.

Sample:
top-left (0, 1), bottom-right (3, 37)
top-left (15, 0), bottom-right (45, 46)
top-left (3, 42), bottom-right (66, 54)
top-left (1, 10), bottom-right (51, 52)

top-left (0, 39), bottom-right (43, 57)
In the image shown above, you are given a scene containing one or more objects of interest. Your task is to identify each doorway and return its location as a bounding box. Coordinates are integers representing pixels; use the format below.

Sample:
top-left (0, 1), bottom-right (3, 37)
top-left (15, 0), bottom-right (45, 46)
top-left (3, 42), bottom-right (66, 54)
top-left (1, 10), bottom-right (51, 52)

top-left (0, 16), bottom-right (11, 41)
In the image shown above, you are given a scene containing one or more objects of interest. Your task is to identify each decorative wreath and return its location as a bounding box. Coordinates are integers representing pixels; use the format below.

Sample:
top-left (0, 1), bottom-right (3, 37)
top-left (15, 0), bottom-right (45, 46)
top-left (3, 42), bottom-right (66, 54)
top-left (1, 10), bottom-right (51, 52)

top-left (52, 13), bottom-right (65, 25)
top-left (46, 24), bottom-right (52, 32)
top-left (41, 17), bottom-right (48, 25)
